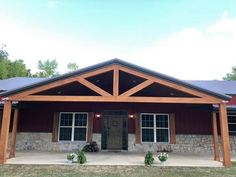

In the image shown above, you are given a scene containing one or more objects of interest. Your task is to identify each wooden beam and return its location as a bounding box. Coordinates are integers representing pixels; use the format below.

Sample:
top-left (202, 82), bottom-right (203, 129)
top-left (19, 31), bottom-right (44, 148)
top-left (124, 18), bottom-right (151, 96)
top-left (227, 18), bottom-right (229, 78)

top-left (11, 65), bottom-right (115, 99)
top-left (212, 111), bottom-right (220, 161)
top-left (11, 77), bottom-right (78, 99)
top-left (9, 109), bottom-right (19, 159)
top-left (77, 77), bottom-right (112, 96)
top-left (135, 113), bottom-right (141, 144)
top-left (219, 103), bottom-right (232, 167)
top-left (113, 65), bottom-right (119, 96)
top-left (118, 65), bottom-right (222, 103)
top-left (0, 101), bottom-right (12, 164)
top-left (87, 112), bottom-right (94, 143)
top-left (80, 65), bottom-right (114, 78)
top-left (10, 95), bottom-right (220, 104)
top-left (120, 80), bottom-right (154, 97)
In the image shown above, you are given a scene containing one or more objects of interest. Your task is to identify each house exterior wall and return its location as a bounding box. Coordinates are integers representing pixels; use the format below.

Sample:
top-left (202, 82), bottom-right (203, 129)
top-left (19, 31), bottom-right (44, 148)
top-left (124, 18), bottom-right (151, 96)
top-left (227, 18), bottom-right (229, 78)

top-left (227, 95), bottom-right (236, 105)
top-left (6, 102), bottom-right (235, 153)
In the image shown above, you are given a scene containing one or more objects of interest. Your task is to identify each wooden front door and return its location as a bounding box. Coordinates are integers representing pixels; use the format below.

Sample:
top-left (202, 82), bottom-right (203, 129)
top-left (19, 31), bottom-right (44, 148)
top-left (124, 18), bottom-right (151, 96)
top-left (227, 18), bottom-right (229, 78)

top-left (102, 111), bottom-right (128, 150)
top-left (107, 117), bottom-right (123, 149)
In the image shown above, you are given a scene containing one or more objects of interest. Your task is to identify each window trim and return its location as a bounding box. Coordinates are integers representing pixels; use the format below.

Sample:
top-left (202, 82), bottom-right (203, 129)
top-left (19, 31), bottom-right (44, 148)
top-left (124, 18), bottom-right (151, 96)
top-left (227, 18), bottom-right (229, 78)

top-left (228, 113), bottom-right (236, 134)
top-left (58, 112), bottom-right (88, 142)
top-left (140, 113), bottom-right (170, 143)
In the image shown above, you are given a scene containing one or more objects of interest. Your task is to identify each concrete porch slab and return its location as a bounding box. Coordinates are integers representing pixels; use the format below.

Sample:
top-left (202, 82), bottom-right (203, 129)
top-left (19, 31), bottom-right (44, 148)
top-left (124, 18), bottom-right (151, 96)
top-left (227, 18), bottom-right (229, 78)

top-left (5, 151), bottom-right (233, 167)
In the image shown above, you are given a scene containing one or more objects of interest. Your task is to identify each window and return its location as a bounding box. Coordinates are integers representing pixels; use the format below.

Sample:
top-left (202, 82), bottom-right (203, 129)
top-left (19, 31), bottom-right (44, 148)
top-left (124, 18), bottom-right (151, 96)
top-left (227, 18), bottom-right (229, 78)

top-left (141, 113), bottom-right (169, 143)
top-left (228, 114), bottom-right (236, 135)
top-left (58, 112), bottom-right (88, 141)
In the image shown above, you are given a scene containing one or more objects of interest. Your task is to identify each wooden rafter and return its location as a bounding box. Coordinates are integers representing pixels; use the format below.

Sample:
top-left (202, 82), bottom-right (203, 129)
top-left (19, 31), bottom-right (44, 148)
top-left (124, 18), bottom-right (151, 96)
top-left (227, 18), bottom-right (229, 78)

top-left (10, 95), bottom-right (220, 104)
top-left (77, 77), bottom-right (112, 96)
top-left (120, 79), bottom-right (154, 97)
top-left (7, 64), bottom-right (224, 104)
top-left (10, 65), bottom-right (115, 99)
top-left (118, 65), bottom-right (222, 102)
top-left (80, 65), bottom-right (114, 78)
top-left (113, 65), bottom-right (119, 97)
top-left (11, 77), bottom-right (78, 99)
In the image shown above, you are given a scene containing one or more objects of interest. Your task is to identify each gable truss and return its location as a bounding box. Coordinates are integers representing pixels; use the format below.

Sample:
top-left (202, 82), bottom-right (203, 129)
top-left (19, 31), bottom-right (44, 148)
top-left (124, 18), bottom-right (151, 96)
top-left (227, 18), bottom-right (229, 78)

top-left (8, 65), bottom-right (223, 104)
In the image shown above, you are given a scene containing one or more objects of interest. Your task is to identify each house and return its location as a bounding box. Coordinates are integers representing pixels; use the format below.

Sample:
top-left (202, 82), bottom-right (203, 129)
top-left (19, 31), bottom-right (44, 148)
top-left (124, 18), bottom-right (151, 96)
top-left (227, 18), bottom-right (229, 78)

top-left (0, 59), bottom-right (235, 167)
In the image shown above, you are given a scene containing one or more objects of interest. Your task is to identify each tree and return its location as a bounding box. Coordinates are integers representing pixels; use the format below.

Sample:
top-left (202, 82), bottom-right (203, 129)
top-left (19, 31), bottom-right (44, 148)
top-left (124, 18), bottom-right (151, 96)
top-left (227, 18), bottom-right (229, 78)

top-left (0, 43), bottom-right (9, 60)
top-left (67, 62), bottom-right (79, 72)
top-left (8, 59), bottom-right (31, 78)
top-left (0, 59), bottom-right (31, 79)
top-left (223, 66), bottom-right (236, 81)
top-left (35, 59), bottom-right (59, 78)
top-left (0, 59), bottom-right (10, 79)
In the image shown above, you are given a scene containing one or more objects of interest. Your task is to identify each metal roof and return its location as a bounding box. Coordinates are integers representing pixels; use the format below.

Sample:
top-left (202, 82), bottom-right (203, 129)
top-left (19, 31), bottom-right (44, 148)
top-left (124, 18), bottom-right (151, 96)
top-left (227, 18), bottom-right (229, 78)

top-left (0, 77), bottom-right (46, 93)
top-left (186, 80), bottom-right (236, 95)
top-left (0, 58), bottom-right (231, 100)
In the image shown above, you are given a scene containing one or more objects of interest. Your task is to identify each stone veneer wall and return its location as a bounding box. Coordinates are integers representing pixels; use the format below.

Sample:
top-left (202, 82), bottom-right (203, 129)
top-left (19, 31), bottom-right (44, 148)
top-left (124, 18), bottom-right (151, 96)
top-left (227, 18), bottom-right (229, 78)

top-left (128, 134), bottom-right (236, 154)
top-left (8, 133), bottom-right (236, 154)
top-left (8, 133), bottom-right (101, 152)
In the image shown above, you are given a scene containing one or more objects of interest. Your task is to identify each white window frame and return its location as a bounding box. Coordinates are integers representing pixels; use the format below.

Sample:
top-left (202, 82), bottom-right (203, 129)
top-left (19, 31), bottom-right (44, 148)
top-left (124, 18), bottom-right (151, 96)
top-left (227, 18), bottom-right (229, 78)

top-left (58, 112), bottom-right (88, 142)
top-left (140, 113), bottom-right (170, 143)
top-left (228, 113), bottom-right (236, 134)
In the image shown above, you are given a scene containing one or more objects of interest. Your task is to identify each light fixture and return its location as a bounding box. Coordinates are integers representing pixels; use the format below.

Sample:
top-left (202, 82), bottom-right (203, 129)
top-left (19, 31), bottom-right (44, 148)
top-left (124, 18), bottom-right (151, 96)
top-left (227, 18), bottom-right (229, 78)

top-left (129, 114), bottom-right (135, 119)
top-left (95, 113), bottom-right (101, 118)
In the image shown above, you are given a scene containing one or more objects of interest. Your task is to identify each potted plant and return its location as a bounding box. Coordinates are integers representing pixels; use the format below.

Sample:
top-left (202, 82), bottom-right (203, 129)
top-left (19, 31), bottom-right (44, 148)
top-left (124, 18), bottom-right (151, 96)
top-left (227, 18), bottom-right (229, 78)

top-left (144, 151), bottom-right (154, 166)
top-left (67, 152), bottom-right (76, 163)
top-left (157, 152), bottom-right (168, 165)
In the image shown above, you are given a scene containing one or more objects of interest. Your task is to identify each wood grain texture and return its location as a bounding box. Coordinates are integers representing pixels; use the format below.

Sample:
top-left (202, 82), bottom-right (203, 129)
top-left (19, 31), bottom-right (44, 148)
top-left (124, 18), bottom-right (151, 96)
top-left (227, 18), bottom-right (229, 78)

top-left (212, 111), bottom-right (220, 161)
top-left (9, 109), bottom-right (19, 158)
top-left (219, 103), bottom-right (232, 167)
top-left (0, 101), bottom-right (12, 164)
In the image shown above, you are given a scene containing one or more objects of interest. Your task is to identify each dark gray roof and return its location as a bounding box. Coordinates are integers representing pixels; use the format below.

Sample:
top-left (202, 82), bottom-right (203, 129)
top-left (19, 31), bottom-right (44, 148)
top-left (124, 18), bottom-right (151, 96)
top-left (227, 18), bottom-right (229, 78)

top-left (187, 80), bottom-right (236, 95)
top-left (0, 59), bottom-right (231, 100)
top-left (0, 77), bottom-right (46, 93)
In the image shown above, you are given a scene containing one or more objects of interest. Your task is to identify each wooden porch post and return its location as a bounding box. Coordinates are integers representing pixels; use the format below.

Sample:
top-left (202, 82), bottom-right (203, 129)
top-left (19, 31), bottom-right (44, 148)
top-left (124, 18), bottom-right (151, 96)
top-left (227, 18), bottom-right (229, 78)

top-left (9, 109), bottom-right (19, 158)
top-left (0, 101), bottom-right (12, 164)
top-left (219, 103), bottom-right (232, 167)
top-left (212, 111), bottom-right (220, 161)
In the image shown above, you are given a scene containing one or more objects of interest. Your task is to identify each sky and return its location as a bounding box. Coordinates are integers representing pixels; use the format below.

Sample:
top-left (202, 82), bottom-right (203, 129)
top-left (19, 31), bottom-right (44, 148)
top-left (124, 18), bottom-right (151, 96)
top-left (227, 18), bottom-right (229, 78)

top-left (0, 0), bottom-right (236, 80)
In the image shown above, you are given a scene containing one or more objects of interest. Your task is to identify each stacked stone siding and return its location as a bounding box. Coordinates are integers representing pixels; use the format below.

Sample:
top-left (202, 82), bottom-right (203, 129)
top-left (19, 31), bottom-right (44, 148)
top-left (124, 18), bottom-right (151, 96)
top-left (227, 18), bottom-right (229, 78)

top-left (8, 133), bottom-right (236, 154)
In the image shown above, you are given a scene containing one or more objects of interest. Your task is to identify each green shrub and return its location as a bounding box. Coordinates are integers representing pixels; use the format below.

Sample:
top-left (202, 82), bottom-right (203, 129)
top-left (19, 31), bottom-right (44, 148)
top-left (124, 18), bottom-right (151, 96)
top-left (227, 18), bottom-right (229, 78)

top-left (144, 151), bottom-right (154, 165)
top-left (77, 150), bottom-right (87, 164)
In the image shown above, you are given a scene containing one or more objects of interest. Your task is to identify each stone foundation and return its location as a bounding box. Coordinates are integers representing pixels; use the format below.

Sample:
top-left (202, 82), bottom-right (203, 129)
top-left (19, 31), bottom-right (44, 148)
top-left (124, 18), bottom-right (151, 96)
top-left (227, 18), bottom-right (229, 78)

top-left (128, 134), bottom-right (236, 154)
top-left (8, 133), bottom-right (98, 152)
top-left (8, 133), bottom-right (236, 154)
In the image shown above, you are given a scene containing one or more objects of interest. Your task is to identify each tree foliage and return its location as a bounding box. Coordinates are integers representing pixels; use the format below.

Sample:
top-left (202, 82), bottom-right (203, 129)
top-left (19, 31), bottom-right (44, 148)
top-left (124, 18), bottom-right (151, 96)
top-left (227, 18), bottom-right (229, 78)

top-left (67, 62), bottom-right (79, 72)
top-left (223, 66), bottom-right (236, 81)
top-left (0, 43), bottom-right (9, 60)
top-left (35, 59), bottom-right (59, 78)
top-left (0, 59), bottom-right (31, 79)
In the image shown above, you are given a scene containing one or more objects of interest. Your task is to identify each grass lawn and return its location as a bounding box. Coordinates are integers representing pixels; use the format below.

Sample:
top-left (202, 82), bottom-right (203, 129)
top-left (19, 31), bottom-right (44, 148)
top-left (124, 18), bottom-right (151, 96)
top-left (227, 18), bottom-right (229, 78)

top-left (0, 163), bottom-right (236, 177)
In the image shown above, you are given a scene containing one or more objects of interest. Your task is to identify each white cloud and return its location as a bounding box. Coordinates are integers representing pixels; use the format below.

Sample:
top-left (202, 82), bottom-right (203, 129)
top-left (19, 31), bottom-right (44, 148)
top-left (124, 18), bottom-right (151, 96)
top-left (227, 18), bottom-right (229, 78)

top-left (0, 11), bottom-right (236, 80)
top-left (126, 11), bottom-right (236, 80)
top-left (48, 0), bottom-right (59, 8)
